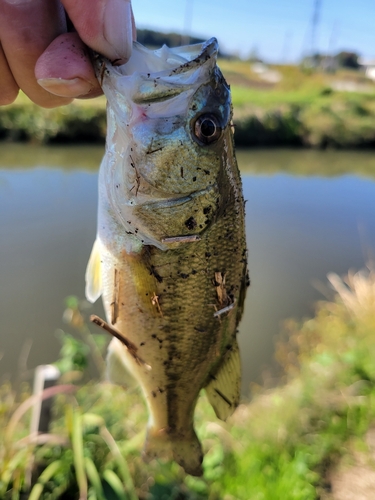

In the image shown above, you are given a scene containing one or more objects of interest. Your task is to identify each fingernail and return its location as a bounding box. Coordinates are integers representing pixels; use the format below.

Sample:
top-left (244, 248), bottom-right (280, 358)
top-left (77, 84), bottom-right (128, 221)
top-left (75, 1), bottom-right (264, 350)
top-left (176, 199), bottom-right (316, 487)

top-left (103, 0), bottom-right (133, 63)
top-left (37, 77), bottom-right (93, 98)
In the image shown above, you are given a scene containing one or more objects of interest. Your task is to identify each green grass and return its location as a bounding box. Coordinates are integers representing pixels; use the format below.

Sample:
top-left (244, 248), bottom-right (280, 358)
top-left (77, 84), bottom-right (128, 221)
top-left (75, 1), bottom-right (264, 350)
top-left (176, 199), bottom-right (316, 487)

top-left (231, 85), bottom-right (323, 109)
top-left (2, 269), bottom-right (375, 498)
top-left (221, 60), bottom-right (375, 147)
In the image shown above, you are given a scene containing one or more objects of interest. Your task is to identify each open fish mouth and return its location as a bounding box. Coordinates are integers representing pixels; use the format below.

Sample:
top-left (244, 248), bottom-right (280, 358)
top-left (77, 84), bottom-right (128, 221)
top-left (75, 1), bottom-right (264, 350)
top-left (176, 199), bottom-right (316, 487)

top-left (95, 36), bottom-right (223, 135)
top-left (98, 37), bottom-right (219, 79)
top-left (96, 38), bottom-right (220, 117)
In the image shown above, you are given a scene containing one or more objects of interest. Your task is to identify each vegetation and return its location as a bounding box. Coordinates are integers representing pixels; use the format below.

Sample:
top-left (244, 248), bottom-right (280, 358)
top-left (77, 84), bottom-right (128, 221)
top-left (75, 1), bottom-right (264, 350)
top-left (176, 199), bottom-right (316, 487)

top-left (0, 94), bottom-right (106, 144)
top-left (301, 51), bottom-right (360, 71)
top-left (334, 51), bottom-right (360, 69)
top-left (219, 60), bottom-right (375, 148)
top-left (2, 268), bottom-right (375, 499)
top-left (2, 58), bottom-right (375, 148)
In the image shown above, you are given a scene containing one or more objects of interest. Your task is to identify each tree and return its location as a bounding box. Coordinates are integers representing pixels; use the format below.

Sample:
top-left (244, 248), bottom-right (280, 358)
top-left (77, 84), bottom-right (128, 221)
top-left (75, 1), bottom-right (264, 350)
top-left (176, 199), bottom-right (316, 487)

top-left (335, 51), bottom-right (360, 69)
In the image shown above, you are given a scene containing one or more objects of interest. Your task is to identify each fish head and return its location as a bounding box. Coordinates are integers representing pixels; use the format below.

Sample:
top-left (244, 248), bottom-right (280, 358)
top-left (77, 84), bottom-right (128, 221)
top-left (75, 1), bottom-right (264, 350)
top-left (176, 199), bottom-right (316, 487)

top-left (97, 38), bottom-right (234, 250)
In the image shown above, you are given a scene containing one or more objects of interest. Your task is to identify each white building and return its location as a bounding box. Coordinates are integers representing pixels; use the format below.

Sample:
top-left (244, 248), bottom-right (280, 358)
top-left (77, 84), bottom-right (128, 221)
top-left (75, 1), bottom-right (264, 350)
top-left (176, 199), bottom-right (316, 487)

top-left (358, 57), bottom-right (375, 81)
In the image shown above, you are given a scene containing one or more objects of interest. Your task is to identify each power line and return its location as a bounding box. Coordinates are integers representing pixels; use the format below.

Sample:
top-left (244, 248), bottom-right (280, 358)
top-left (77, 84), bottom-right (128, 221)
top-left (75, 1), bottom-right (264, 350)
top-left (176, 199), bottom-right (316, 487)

top-left (300, 0), bottom-right (322, 60)
top-left (181, 0), bottom-right (194, 45)
top-left (310, 0), bottom-right (322, 56)
top-left (328, 21), bottom-right (339, 55)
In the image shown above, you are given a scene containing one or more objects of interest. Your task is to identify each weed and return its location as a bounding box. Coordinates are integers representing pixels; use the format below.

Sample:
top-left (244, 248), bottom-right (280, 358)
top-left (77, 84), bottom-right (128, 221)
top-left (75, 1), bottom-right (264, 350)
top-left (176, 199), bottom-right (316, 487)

top-left (2, 270), bottom-right (375, 498)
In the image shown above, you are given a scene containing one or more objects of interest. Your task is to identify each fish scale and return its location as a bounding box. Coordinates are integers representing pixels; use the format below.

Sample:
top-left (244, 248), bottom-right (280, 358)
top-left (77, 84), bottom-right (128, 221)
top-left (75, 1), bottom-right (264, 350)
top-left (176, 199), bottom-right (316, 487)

top-left (86, 38), bottom-right (249, 476)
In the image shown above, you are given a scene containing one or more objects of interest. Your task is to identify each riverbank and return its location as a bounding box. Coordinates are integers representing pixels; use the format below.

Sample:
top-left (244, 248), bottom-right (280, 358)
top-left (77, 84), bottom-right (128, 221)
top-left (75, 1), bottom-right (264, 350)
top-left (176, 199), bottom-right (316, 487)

top-left (2, 62), bottom-right (375, 148)
top-left (2, 267), bottom-right (375, 499)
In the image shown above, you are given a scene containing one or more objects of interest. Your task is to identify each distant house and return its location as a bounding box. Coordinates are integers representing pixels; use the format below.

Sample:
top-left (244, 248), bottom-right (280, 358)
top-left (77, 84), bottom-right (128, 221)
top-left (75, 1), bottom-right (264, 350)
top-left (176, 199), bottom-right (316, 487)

top-left (358, 57), bottom-right (375, 81)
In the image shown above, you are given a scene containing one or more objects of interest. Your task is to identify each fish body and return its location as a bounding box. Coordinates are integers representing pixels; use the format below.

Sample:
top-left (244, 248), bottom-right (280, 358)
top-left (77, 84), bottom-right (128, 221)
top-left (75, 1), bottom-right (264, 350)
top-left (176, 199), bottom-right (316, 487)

top-left (86, 38), bottom-right (249, 476)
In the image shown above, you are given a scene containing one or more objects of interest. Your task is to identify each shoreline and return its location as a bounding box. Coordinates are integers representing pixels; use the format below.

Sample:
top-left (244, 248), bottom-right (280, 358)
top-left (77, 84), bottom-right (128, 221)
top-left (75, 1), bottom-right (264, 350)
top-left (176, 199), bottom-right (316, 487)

top-left (3, 76), bottom-right (375, 149)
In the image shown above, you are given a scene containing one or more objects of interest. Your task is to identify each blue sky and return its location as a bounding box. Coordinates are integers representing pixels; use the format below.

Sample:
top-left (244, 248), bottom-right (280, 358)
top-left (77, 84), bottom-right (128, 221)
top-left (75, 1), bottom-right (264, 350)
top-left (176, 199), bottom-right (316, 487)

top-left (133, 0), bottom-right (375, 62)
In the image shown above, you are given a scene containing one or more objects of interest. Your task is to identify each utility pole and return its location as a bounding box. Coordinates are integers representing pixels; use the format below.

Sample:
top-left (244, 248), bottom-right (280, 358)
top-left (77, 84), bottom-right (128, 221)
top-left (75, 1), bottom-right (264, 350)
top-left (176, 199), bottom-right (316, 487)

top-left (182, 0), bottom-right (194, 45)
top-left (328, 21), bottom-right (339, 55)
top-left (325, 21), bottom-right (339, 72)
top-left (300, 0), bottom-right (322, 63)
top-left (310, 0), bottom-right (322, 57)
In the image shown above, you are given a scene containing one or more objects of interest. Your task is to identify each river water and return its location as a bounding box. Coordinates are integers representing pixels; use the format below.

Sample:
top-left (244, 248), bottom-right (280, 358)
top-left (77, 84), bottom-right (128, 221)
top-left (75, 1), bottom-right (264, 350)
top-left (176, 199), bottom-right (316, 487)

top-left (1, 144), bottom-right (375, 391)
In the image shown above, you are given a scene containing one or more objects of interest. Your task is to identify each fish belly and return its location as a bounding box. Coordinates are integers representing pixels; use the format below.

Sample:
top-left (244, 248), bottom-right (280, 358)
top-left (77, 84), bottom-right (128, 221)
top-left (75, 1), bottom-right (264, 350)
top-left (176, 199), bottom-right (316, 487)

top-left (100, 191), bottom-right (246, 475)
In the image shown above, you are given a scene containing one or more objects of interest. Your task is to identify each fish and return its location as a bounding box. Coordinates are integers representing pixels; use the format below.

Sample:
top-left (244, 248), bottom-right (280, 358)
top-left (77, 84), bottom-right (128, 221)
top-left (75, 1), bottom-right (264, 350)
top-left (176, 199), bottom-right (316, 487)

top-left (85, 38), bottom-right (249, 476)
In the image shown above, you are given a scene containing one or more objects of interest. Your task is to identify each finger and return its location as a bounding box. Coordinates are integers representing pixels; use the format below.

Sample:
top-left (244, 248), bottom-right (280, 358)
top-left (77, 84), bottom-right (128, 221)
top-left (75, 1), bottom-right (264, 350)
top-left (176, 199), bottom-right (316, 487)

top-left (61, 0), bottom-right (136, 64)
top-left (0, 44), bottom-right (18, 105)
top-left (131, 6), bottom-right (136, 41)
top-left (0, 0), bottom-right (72, 107)
top-left (36, 33), bottom-right (102, 99)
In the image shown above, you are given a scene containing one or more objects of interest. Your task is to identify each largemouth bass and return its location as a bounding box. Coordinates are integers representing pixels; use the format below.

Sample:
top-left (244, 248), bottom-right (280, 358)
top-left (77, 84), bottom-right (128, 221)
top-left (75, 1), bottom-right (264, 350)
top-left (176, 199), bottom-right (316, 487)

top-left (86, 38), bottom-right (249, 476)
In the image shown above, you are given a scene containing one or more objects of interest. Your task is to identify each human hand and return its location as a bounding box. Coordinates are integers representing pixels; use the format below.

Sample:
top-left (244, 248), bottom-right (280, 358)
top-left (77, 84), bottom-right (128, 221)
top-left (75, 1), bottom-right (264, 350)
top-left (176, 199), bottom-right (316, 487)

top-left (0, 0), bottom-right (136, 107)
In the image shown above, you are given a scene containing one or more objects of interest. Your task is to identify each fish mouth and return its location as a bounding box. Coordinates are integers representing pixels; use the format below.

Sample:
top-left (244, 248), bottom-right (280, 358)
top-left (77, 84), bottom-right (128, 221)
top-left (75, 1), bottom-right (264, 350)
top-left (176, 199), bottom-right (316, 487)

top-left (112, 37), bottom-right (218, 77)
top-left (96, 38), bottom-right (219, 105)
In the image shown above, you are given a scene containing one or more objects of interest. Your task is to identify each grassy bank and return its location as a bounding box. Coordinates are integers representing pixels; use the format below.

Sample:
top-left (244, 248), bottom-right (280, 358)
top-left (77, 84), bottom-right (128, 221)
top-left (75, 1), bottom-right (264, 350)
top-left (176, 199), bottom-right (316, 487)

top-left (222, 61), bottom-right (375, 148)
top-left (0, 95), bottom-right (107, 144)
top-left (2, 62), bottom-right (375, 148)
top-left (2, 268), bottom-right (375, 499)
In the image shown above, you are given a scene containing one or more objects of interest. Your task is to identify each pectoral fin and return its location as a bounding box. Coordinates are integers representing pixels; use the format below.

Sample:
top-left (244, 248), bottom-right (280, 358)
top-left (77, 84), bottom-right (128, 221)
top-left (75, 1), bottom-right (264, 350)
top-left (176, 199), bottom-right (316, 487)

top-left (85, 239), bottom-right (103, 303)
top-left (205, 340), bottom-right (241, 421)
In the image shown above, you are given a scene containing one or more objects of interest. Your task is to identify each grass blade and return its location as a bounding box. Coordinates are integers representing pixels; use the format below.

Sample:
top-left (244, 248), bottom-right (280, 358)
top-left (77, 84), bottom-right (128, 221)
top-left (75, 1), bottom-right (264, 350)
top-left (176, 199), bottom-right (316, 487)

top-left (102, 470), bottom-right (127, 500)
top-left (28, 460), bottom-right (64, 500)
top-left (84, 457), bottom-right (104, 500)
top-left (70, 407), bottom-right (88, 500)
top-left (100, 427), bottom-right (137, 500)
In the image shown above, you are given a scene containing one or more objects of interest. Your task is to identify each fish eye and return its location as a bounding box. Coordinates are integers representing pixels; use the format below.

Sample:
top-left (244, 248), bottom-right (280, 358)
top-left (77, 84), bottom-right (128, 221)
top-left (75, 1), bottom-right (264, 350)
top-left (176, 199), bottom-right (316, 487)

top-left (193, 113), bottom-right (222, 145)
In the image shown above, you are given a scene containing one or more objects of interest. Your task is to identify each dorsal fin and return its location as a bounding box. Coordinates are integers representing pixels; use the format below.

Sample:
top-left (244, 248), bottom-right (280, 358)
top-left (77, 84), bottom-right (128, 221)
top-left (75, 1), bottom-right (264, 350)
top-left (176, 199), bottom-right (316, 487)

top-left (85, 239), bottom-right (103, 303)
top-left (205, 340), bottom-right (241, 421)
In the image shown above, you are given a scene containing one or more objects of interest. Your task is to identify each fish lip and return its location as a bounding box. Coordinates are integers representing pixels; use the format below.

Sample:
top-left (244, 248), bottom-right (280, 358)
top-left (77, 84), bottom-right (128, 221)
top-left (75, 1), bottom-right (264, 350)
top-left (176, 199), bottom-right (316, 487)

top-left (94, 37), bottom-right (219, 80)
top-left (164, 37), bottom-right (218, 77)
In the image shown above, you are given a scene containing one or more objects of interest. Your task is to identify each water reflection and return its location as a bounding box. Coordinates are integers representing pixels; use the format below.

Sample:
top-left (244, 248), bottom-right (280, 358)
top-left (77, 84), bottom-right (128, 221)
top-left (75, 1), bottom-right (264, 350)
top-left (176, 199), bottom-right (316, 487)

top-left (0, 143), bottom-right (103, 171)
top-left (237, 148), bottom-right (375, 178)
top-left (242, 173), bottom-right (375, 387)
top-left (1, 144), bottom-right (375, 390)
